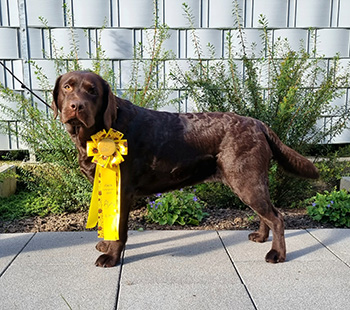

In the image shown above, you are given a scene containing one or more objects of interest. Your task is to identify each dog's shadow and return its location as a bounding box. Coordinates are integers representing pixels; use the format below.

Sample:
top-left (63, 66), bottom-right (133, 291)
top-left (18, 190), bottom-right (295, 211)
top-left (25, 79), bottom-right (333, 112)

top-left (122, 229), bottom-right (348, 265)
top-left (123, 230), bottom-right (236, 265)
top-left (286, 229), bottom-right (349, 262)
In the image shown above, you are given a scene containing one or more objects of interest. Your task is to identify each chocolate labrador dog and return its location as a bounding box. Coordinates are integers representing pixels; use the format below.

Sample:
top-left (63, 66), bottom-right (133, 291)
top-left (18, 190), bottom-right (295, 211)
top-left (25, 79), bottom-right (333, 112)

top-left (52, 71), bottom-right (319, 267)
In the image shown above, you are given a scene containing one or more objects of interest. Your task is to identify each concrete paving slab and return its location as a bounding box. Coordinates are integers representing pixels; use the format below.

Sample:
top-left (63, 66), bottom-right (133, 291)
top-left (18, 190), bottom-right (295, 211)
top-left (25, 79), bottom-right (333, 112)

top-left (2, 230), bottom-right (350, 310)
top-left (13, 231), bottom-right (103, 265)
top-left (219, 230), bottom-right (350, 310)
top-left (233, 261), bottom-right (350, 310)
top-left (0, 232), bottom-right (121, 310)
top-left (0, 233), bottom-right (34, 275)
top-left (218, 230), bottom-right (339, 262)
top-left (308, 229), bottom-right (350, 265)
top-left (118, 230), bottom-right (255, 310)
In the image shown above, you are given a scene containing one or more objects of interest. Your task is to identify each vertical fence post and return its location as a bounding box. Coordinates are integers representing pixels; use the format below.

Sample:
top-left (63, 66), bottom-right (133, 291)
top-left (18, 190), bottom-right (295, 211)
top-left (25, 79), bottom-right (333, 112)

top-left (18, 0), bottom-right (36, 161)
top-left (18, 0), bottom-right (32, 95)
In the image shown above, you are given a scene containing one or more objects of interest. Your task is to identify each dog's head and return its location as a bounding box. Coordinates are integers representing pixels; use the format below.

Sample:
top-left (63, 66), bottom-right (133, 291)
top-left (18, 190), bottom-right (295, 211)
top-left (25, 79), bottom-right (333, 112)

top-left (52, 71), bottom-right (117, 135)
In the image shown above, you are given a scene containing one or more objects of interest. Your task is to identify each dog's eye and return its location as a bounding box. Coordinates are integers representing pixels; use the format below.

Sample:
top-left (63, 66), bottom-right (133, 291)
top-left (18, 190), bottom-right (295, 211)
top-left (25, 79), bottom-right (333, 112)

top-left (87, 87), bottom-right (97, 95)
top-left (63, 84), bottom-right (72, 91)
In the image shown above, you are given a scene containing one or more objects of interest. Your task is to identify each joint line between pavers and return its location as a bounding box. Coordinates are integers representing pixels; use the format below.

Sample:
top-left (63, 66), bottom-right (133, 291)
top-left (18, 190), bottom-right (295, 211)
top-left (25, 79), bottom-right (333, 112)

top-left (0, 232), bottom-right (36, 278)
top-left (114, 247), bottom-right (126, 310)
top-left (216, 231), bottom-right (258, 310)
top-left (306, 229), bottom-right (350, 269)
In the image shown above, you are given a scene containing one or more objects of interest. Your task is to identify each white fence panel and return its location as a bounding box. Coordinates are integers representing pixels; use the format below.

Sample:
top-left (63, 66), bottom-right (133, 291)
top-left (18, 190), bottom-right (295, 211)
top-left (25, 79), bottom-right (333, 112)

top-left (1, 0), bottom-right (350, 149)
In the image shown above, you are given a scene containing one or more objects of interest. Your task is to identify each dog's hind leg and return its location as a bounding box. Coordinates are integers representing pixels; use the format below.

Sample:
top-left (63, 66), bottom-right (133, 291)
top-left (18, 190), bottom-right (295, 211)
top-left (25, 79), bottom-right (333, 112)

top-left (220, 158), bottom-right (286, 263)
top-left (232, 180), bottom-right (285, 263)
top-left (254, 204), bottom-right (285, 263)
top-left (248, 217), bottom-right (270, 243)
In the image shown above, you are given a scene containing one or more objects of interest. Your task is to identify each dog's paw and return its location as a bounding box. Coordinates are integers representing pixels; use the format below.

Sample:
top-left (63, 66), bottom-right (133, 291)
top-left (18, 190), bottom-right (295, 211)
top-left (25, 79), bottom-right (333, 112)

top-left (248, 231), bottom-right (268, 243)
top-left (96, 241), bottom-right (109, 253)
top-left (95, 254), bottom-right (119, 268)
top-left (265, 249), bottom-right (285, 263)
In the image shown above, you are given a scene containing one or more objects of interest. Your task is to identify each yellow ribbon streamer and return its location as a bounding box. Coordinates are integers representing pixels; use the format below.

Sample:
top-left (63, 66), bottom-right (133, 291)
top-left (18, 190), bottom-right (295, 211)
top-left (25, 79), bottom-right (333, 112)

top-left (85, 128), bottom-right (128, 241)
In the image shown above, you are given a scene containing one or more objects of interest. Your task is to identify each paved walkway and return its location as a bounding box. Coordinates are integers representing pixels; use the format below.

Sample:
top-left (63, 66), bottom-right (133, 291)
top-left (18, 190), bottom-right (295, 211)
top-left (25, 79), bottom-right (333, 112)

top-left (1, 229), bottom-right (350, 309)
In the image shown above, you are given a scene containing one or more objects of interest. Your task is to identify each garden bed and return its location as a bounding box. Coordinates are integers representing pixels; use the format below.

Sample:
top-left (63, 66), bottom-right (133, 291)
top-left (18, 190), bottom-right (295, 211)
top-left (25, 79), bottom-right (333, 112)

top-left (0, 205), bottom-right (335, 234)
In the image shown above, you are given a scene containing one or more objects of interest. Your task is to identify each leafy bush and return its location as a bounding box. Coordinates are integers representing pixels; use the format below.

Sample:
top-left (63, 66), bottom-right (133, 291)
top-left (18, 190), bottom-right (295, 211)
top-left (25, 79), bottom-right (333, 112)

top-left (194, 182), bottom-right (245, 209)
top-left (0, 3), bottom-right (171, 218)
top-left (146, 189), bottom-right (208, 226)
top-left (307, 189), bottom-right (350, 227)
top-left (169, 3), bottom-right (350, 206)
top-left (0, 87), bottom-right (92, 213)
top-left (315, 151), bottom-right (350, 189)
top-left (122, 14), bottom-right (173, 109)
top-left (0, 9), bottom-right (113, 216)
top-left (0, 190), bottom-right (61, 220)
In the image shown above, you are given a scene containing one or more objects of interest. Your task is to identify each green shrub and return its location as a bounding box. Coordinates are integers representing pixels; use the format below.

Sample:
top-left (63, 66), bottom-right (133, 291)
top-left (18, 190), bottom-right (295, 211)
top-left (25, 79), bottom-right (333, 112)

top-left (315, 151), bottom-right (350, 189)
top-left (170, 3), bottom-right (350, 206)
top-left (146, 189), bottom-right (208, 226)
top-left (307, 189), bottom-right (350, 227)
top-left (0, 190), bottom-right (59, 220)
top-left (0, 3), bottom-right (171, 218)
top-left (18, 162), bottom-right (92, 212)
top-left (122, 15), bottom-right (172, 109)
top-left (0, 88), bottom-right (92, 213)
top-left (194, 182), bottom-right (245, 209)
top-left (268, 162), bottom-right (315, 207)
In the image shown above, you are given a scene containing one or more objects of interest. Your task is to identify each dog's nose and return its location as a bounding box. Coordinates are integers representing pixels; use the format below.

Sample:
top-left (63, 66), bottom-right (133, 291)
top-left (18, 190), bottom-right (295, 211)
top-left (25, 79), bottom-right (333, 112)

top-left (70, 102), bottom-right (83, 112)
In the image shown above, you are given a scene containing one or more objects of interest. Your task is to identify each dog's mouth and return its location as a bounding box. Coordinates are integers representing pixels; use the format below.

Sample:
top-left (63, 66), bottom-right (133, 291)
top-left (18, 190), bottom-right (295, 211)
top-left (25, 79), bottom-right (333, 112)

top-left (66, 118), bottom-right (84, 127)
top-left (60, 107), bottom-right (95, 135)
top-left (62, 111), bottom-right (88, 127)
top-left (62, 115), bottom-right (89, 135)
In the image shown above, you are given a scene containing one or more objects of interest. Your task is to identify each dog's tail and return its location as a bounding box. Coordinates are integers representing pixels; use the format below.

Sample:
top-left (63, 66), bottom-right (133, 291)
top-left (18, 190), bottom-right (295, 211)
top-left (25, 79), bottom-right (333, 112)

top-left (261, 123), bottom-right (319, 179)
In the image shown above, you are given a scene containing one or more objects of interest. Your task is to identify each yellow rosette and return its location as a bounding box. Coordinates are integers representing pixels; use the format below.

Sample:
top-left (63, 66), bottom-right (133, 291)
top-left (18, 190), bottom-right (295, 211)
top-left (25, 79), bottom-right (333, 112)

top-left (86, 128), bottom-right (128, 240)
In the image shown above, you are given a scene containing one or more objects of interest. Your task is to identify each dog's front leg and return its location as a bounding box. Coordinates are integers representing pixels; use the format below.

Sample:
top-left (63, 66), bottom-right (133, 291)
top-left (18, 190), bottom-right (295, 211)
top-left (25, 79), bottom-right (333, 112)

top-left (95, 240), bottom-right (125, 267)
top-left (94, 192), bottom-right (131, 268)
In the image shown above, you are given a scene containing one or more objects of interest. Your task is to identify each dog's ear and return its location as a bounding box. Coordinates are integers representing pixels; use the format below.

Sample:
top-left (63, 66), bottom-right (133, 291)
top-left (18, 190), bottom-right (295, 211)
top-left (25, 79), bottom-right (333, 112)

top-left (52, 75), bottom-right (62, 119)
top-left (103, 81), bottom-right (118, 129)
